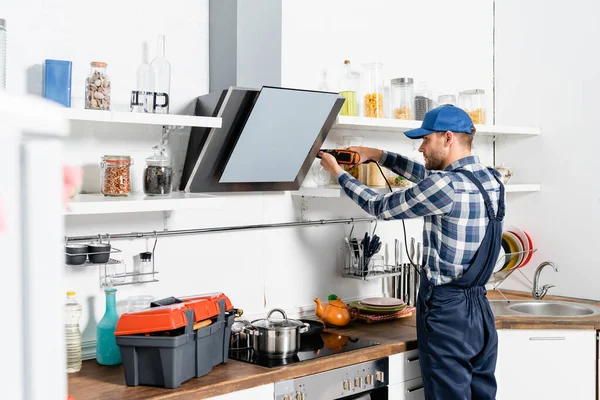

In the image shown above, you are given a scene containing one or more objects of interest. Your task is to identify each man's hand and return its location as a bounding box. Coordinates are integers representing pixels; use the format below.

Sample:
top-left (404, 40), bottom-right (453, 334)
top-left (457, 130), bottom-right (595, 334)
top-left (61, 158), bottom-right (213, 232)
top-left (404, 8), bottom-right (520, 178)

top-left (319, 152), bottom-right (343, 177)
top-left (346, 146), bottom-right (383, 164)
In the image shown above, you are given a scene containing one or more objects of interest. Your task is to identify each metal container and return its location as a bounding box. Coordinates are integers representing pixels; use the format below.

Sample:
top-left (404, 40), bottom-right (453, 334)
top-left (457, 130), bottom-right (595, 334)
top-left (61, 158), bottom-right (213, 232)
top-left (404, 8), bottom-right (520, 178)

top-left (243, 309), bottom-right (309, 358)
top-left (65, 243), bottom-right (89, 265)
top-left (229, 320), bottom-right (252, 350)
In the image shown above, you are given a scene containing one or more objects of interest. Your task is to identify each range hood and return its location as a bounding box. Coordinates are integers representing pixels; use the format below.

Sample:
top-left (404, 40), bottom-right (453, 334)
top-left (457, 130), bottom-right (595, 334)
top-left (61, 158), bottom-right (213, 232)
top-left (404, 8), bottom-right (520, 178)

top-left (180, 86), bottom-right (345, 193)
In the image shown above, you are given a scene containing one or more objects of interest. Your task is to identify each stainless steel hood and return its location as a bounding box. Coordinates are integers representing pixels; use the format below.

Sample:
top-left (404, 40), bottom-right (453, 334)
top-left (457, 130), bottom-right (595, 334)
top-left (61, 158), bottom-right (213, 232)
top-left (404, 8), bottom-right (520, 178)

top-left (180, 86), bottom-right (344, 193)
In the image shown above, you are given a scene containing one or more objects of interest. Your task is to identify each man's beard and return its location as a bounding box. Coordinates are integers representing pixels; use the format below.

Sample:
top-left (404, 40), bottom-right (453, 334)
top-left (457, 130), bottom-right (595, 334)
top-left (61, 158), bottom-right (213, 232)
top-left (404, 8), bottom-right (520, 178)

top-left (424, 148), bottom-right (445, 170)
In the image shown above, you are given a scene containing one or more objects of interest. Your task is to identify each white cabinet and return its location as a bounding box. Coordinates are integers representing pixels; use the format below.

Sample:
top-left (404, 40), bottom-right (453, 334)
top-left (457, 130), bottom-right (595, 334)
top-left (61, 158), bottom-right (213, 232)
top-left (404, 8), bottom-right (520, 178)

top-left (496, 329), bottom-right (596, 400)
top-left (388, 349), bottom-right (425, 400)
top-left (207, 384), bottom-right (274, 400)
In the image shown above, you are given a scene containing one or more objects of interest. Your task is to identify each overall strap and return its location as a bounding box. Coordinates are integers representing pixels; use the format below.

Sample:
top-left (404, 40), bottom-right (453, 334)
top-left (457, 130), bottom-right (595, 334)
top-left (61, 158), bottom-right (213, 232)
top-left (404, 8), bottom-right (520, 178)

top-left (457, 169), bottom-right (504, 221)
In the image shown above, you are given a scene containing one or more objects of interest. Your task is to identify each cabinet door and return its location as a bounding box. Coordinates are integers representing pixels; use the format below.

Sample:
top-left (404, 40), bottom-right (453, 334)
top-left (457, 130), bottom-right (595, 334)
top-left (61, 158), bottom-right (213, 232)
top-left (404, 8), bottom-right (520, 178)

top-left (388, 377), bottom-right (425, 400)
top-left (496, 330), bottom-right (596, 400)
top-left (207, 384), bottom-right (273, 400)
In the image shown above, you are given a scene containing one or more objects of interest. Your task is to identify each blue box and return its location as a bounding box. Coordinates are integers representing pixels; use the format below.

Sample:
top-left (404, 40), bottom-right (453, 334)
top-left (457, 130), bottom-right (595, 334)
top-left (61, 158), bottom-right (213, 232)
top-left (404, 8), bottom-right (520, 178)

top-left (43, 60), bottom-right (72, 107)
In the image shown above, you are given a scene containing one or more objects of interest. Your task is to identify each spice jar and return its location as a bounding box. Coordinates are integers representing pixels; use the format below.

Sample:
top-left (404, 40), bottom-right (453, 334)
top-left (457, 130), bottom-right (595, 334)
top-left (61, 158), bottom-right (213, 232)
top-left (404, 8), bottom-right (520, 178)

top-left (361, 62), bottom-right (385, 118)
top-left (143, 146), bottom-right (173, 196)
top-left (101, 156), bottom-right (132, 197)
top-left (86, 62), bottom-right (111, 110)
top-left (391, 78), bottom-right (414, 120)
top-left (459, 89), bottom-right (486, 124)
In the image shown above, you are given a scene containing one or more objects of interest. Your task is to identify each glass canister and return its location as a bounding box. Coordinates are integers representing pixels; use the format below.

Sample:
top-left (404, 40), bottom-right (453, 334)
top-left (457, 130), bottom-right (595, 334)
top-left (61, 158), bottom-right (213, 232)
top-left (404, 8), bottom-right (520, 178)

top-left (342, 135), bottom-right (365, 181)
top-left (361, 62), bottom-right (385, 118)
top-left (339, 60), bottom-right (358, 116)
top-left (143, 145), bottom-right (173, 196)
top-left (0, 19), bottom-right (6, 89)
top-left (101, 155), bottom-right (132, 197)
top-left (391, 78), bottom-right (414, 120)
top-left (414, 82), bottom-right (436, 121)
top-left (437, 93), bottom-right (457, 106)
top-left (85, 61), bottom-right (111, 110)
top-left (459, 89), bottom-right (486, 124)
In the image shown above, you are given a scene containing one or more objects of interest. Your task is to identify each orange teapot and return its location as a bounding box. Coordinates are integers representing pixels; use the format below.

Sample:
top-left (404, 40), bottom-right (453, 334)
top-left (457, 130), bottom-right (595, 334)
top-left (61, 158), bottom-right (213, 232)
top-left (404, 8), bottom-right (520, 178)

top-left (314, 294), bottom-right (358, 327)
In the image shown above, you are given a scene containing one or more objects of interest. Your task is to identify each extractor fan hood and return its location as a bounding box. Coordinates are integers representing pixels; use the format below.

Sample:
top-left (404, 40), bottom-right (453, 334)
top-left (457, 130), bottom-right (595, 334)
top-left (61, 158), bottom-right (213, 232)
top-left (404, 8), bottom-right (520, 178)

top-left (180, 86), bottom-right (345, 193)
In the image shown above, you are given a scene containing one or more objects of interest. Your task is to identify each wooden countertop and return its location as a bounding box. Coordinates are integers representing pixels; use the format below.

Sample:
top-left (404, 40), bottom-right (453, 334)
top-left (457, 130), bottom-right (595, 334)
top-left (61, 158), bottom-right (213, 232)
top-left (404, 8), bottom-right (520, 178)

top-left (68, 290), bottom-right (600, 400)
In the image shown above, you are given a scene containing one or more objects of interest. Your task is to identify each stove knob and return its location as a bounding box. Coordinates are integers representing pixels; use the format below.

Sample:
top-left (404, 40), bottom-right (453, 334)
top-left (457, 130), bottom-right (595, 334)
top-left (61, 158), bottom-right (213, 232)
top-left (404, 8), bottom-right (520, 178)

top-left (366, 374), bottom-right (374, 385)
top-left (354, 376), bottom-right (363, 388)
top-left (343, 379), bottom-right (351, 391)
top-left (376, 371), bottom-right (385, 383)
top-left (295, 392), bottom-right (305, 400)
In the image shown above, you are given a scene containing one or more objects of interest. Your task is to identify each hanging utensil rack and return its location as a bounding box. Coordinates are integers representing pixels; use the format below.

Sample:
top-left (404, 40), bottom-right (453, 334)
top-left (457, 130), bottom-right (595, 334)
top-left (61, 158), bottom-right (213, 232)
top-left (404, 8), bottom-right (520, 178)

top-left (487, 248), bottom-right (538, 301)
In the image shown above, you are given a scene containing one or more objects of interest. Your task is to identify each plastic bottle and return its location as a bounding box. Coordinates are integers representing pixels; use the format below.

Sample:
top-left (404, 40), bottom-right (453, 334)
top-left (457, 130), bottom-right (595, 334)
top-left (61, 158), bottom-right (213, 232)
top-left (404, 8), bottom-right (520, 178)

top-left (65, 291), bottom-right (82, 373)
top-left (96, 288), bottom-right (122, 365)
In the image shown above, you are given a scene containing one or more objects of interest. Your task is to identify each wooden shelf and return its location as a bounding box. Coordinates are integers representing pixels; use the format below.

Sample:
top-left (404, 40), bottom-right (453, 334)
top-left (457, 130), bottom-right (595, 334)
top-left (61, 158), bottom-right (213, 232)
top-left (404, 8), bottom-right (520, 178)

top-left (61, 108), bottom-right (221, 128)
top-left (292, 184), bottom-right (541, 198)
top-left (64, 192), bottom-right (219, 215)
top-left (334, 116), bottom-right (541, 137)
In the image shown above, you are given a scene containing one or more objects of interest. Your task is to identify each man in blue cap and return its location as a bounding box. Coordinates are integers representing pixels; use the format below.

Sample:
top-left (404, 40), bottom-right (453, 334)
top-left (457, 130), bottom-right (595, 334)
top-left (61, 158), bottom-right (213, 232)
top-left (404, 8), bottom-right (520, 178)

top-left (320, 104), bottom-right (505, 400)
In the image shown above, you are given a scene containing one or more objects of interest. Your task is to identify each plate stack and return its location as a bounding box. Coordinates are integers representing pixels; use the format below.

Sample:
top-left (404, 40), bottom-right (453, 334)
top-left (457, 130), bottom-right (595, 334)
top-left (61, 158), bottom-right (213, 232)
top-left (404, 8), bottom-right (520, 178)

top-left (349, 297), bottom-right (415, 324)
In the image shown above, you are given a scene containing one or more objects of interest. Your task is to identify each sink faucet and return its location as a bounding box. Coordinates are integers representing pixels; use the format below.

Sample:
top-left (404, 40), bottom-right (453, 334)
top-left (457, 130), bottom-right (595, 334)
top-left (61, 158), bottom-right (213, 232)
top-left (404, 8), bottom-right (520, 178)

top-left (533, 261), bottom-right (559, 300)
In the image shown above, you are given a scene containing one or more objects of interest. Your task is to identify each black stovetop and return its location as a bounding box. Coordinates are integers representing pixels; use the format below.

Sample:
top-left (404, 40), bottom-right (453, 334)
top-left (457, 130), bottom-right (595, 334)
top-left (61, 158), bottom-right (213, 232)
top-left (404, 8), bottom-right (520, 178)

top-left (229, 332), bottom-right (380, 368)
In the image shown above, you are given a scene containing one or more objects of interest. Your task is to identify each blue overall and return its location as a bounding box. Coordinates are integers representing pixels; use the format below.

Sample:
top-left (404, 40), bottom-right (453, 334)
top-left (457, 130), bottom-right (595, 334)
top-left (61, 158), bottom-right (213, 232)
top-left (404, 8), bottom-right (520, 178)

top-left (416, 169), bottom-right (505, 400)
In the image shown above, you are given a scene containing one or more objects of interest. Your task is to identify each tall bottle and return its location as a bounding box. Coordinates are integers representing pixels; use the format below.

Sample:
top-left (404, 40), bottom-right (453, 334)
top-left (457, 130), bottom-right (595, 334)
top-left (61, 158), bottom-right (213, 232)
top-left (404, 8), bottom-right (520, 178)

top-left (149, 34), bottom-right (171, 114)
top-left (96, 288), bottom-right (122, 365)
top-left (0, 19), bottom-right (6, 89)
top-left (65, 291), bottom-right (82, 373)
top-left (339, 60), bottom-right (358, 116)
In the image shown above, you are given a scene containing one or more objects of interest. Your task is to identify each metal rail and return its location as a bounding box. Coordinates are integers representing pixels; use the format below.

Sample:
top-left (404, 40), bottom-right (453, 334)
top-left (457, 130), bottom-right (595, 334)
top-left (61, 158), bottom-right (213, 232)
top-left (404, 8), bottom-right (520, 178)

top-left (64, 217), bottom-right (377, 242)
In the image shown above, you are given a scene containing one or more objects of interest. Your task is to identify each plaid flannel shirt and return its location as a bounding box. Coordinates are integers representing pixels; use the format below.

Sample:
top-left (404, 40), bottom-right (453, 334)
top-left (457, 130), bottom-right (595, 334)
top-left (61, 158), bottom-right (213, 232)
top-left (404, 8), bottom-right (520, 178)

top-left (337, 152), bottom-right (504, 285)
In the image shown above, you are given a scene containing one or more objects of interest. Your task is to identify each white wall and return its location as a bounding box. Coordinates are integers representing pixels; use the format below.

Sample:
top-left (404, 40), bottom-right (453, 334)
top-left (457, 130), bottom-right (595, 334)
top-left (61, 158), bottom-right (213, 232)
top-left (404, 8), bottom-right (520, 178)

top-left (495, 0), bottom-right (600, 299)
top-left (5, 0), bottom-right (496, 347)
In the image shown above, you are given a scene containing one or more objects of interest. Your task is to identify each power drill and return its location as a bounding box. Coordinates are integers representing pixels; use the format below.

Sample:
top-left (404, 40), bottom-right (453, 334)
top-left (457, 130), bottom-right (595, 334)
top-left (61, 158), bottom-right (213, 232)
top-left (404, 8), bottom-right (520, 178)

top-left (317, 149), bottom-right (361, 165)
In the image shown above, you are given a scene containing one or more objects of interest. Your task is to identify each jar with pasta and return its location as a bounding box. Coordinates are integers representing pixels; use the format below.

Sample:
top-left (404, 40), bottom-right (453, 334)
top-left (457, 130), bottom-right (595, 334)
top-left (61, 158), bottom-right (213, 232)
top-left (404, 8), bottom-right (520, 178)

top-left (361, 62), bottom-right (385, 118)
top-left (101, 155), bottom-right (132, 197)
top-left (391, 77), bottom-right (414, 120)
top-left (458, 89), bottom-right (486, 124)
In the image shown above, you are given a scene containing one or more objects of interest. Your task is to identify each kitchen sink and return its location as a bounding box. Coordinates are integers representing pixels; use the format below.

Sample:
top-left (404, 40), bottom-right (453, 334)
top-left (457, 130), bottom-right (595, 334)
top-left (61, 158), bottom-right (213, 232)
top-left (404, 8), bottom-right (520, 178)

top-left (490, 300), bottom-right (600, 318)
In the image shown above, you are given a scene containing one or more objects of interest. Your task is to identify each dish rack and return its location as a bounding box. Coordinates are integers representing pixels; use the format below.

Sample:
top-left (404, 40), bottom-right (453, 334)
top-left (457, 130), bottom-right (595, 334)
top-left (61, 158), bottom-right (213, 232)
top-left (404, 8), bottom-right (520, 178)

top-left (487, 248), bottom-right (537, 300)
top-left (342, 238), bottom-right (403, 281)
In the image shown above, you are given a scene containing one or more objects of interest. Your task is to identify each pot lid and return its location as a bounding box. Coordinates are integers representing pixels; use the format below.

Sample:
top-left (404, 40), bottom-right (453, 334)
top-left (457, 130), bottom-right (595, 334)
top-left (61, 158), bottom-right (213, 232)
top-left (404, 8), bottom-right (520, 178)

top-left (251, 308), bottom-right (304, 329)
top-left (146, 144), bottom-right (171, 167)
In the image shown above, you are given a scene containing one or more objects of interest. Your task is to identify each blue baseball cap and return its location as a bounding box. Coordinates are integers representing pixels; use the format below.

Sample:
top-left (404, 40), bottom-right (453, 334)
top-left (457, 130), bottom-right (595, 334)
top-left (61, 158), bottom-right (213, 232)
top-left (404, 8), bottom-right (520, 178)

top-left (404, 105), bottom-right (476, 139)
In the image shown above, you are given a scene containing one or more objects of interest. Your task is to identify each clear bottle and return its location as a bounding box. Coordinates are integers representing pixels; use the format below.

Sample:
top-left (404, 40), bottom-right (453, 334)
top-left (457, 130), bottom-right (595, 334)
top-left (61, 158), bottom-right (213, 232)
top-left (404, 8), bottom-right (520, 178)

top-left (459, 89), bottom-right (486, 124)
top-left (65, 291), bottom-right (82, 373)
top-left (149, 34), bottom-right (171, 114)
top-left (0, 19), bottom-right (6, 89)
top-left (361, 62), bottom-right (385, 118)
top-left (143, 144), bottom-right (173, 196)
top-left (339, 60), bottom-right (358, 116)
top-left (391, 78), bottom-right (414, 120)
top-left (85, 62), bottom-right (111, 110)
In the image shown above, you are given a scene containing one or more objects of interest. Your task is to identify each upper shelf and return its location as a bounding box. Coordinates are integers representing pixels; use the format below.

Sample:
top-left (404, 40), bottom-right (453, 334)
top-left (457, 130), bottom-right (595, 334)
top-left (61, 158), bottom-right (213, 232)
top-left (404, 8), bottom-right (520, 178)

top-left (292, 184), bottom-right (541, 198)
top-left (61, 108), bottom-right (222, 128)
top-left (333, 116), bottom-right (541, 137)
top-left (64, 192), bottom-right (219, 215)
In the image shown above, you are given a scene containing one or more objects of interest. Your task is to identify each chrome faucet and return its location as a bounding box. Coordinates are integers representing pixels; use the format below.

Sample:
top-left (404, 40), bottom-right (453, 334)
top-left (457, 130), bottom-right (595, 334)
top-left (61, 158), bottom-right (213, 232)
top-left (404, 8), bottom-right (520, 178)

top-left (532, 261), bottom-right (559, 300)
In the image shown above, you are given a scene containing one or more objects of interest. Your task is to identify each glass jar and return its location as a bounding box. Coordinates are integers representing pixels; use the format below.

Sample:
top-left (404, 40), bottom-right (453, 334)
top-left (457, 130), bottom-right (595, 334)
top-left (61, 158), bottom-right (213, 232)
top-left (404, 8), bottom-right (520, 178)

top-left (459, 89), bottom-right (486, 124)
top-left (0, 19), bottom-right (6, 89)
top-left (361, 62), bottom-right (385, 118)
top-left (391, 78), bottom-right (414, 120)
top-left (143, 146), bottom-right (173, 196)
top-left (342, 135), bottom-right (365, 181)
top-left (101, 155), bottom-right (132, 197)
top-left (86, 62), bottom-right (111, 110)
top-left (437, 93), bottom-right (457, 106)
top-left (414, 82), bottom-right (436, 121)
top-left (339, 60), bottom-right (359, 116)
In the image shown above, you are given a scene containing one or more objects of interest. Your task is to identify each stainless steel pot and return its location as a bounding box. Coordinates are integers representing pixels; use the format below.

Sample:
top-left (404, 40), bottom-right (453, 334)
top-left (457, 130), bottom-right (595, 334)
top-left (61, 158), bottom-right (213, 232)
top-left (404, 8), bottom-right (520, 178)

top-left (243, 308), bottom-right (309, 358)
top-left (229, 320), bottom-right (252, 350)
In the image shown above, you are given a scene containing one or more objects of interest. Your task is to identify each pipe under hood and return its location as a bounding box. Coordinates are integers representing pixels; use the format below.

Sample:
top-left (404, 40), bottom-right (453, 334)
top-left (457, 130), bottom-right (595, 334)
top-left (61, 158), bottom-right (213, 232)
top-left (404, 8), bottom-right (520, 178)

top-left (180, 86), bottom-right (344, 193)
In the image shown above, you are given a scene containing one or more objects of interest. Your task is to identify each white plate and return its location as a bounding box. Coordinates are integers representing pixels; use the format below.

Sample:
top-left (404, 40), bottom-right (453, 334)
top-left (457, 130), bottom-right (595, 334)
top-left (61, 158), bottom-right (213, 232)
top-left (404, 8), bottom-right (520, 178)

top-left (360, 297), bottom-right (405, 307)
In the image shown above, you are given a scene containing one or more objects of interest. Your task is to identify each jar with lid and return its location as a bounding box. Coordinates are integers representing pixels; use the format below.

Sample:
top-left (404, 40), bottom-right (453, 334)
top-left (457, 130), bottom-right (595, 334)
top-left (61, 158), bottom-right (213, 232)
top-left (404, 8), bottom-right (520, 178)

top-left (143, 145), bottom-right (173, 196)
top-left (86, 62), bottom-right (111, 110)
top-left (391, 78), bottom-right (414, 120)
top-left (101, 155), bottom-right (132, 197)
top-left (414, 82), bottom-right (436, 121)
top-left (361, 62), bottom-right (385, 118)
top-left (459, 89), bottom-right (486, 124)
top-left (437, 93), bottom-right (457, 106)
top-left (342, 135), bottom-right (365, 181)
top-left (339, 60), bottom-right (359, 116)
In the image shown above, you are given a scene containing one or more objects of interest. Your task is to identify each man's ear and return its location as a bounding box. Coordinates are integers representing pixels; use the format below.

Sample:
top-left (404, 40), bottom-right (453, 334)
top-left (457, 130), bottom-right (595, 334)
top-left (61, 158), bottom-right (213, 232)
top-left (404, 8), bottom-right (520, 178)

top-left (444, 130), bottom-right (454, 147)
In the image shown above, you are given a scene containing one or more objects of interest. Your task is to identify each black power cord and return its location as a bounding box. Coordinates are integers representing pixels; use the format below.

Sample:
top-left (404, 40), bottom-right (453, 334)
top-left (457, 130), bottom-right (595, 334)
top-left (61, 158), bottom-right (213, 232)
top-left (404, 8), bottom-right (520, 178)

top-left (366, 161), bottom-right (419, 272)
